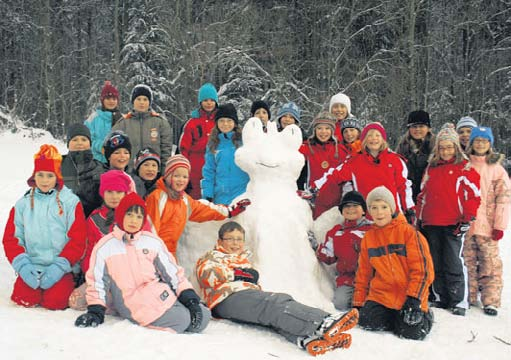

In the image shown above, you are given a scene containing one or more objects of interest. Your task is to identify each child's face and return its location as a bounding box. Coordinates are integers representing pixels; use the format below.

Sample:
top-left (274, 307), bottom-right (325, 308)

top-left (331, 103), bottom-right (349, 121)
top-left (471, 137), bottom-right (491, 156)
top-left (279, 114), bottom-right (296, 129)
top-left (103, 97), bottom-right (118, 111)
top-left (457, 127), bottom-right (472, 147)
top-left (201, 99), bottom-right (216, 113)
top-left (138, 160), bottom-right (159, 181)
top-left (365, 129), bottom-right (384, 153)
top-left (166, 167), bottom-right (189, 192)
top-left (133, 96), bottom-right (150, 112)
top-left (438, 140), bottom-right (456, 161)
top-left (109, 148), bottom-right (131, 170)
top-left (123, 208), bottom-right (144, 234)
top-left (68, 135), bottom-right (91, 151)
top-left (103, 190), bottom-right (126, 209)
top-left (217, 117), bottom-right (235, 133)
top-left (315, 125), bottom-right (333, 142)
top-left (217, 229), bottom-right (245, 255)
top-left (342, 128), bottom-right (359, 144)
top-left (368, 200), bottom-right (393, 227)
top-left (34, 171), bottom-right (57, 192)
top-left (342, 204), bottom-right (364, 221)
top-left (254, 108), bottom-right (269, 123)
top-left (409, 124), bottom-right (429, 140)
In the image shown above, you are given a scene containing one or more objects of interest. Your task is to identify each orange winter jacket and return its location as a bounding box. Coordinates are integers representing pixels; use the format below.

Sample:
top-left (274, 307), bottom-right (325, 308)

top-left (353, 213), bottom-right (434, 312)
top-left (146, 178), bottom-right (228, 256)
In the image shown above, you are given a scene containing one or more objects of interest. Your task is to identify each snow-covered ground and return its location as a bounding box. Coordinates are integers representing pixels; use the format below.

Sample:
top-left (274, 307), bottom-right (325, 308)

top-left (0, 127), bottom-right (510, 359)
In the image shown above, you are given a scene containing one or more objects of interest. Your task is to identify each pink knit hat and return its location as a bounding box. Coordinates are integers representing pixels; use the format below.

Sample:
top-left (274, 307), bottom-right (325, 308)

top-left (361, 122), bottom-right (387, 142)
top-left (99, 170), bottom-right (132, 198)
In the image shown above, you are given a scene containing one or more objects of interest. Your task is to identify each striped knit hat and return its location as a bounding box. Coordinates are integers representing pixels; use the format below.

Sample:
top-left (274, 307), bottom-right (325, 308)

top-left (311, 111), bottom-right (336, 133)
top-left (436, 123), bottom-right (460, 144)
top-left (164, 155), bottom-right (191, 180)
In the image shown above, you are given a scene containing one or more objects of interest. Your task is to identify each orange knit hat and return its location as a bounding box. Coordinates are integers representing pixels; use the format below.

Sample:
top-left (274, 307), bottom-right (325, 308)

top-left (27, 144), bottom-right (64, 190)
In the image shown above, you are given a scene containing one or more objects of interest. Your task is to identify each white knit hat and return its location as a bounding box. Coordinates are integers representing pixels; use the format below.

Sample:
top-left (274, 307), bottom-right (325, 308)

top-left (329, 93), bottom-right (351, 114)
top-left (366, 186), bottom-right (396, 214)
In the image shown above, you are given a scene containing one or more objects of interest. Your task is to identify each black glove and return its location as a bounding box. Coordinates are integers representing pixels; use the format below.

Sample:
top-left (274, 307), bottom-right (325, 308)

top-left (233, 267), bottom-right (259, 284)
top-left (75, 305), bottom-right (106, 328)
top-left (400, 296), bottom-right (423, 326)
top-left (404, 209), bottom-right (416, 226)
top-left (178, 289), bottom-right (203, 333)
top-left (453, 222), bottom-right (470, 236)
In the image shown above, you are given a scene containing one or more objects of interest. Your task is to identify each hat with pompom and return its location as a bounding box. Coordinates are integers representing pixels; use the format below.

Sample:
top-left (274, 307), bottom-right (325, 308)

top-left (27, 144), bottom-right (64, 190)
top-left (100, 81), bottom-right (119, 103)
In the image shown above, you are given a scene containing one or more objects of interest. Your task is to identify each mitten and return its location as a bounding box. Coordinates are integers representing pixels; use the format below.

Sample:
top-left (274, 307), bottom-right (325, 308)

top-left (178, 289), bottom-right (204, 333)
top-left (40, 257), bottom-right (71, 289)
top-left (75, 305), bottom-right (106, 328)
top-left (400, 296), bottom-right (423, 326)
top-left (453, 222), bottom-right (470, 236)
top-left (404, 209), bottom-right (416, 226)
top-left (228, 199), bottom-right (251, 218)
top-left (492, 229), bottom-right (504, 241)
top-left (12, 253), bottom-right (40, 289)
top-left (233, 268), bottom-right (259, 284)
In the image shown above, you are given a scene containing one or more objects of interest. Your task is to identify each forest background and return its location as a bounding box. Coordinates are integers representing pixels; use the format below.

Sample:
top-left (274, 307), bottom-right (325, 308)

top-left (1, 0), bottom-right (510, 153)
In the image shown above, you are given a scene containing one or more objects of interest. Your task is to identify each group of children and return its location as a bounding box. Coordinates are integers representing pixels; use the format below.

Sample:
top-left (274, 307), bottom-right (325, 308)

top-left (2, 81), bottom-right (510, 356)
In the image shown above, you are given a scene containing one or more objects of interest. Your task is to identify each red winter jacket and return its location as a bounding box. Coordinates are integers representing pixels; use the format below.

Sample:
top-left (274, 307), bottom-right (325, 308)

top-left (299, 140), bottom-right (345, 189)
top-left (316, 218), bottom-right (372, 287)
top-left (178, 108), bottom-right (216, 199)
top-left (314, 149), bottom-right (414, 218)
top-left (416, 159), bottom-right (481, 226)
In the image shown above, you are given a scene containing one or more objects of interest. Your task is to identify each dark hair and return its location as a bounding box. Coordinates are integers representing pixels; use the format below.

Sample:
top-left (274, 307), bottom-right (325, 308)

top-left (126, 204), bottom-right (145, 216)
top-left (218, 221), bottom-right (245, 239)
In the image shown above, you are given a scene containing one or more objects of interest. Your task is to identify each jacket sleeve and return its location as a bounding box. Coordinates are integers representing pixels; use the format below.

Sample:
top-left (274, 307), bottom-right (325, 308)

top-left (316, 228), bottom-right (337, 265)
top-left (493, 165), bottom-right (511, 231)
top-left (352, 235), bottom-right (372, 307)
top-left (84, 113), bottom-right (104, 161)
top-left (159, 116), bottom-right (173, 165)
top-left (201, 147), bottom-right (216, 199)
top-left (415, 166), bottom-right (430, 219)
top-left (85, 238), bottom-right (109, 307)
top-left (196, 254), bottom-right (234, 290)
top-left (189, 197), bottom-right (229, 222)
top-left (313, 158), bottom-right (351, 191)
top-left (59, 202), bottom-right (87, 266)
top-left (394, 155), bottom-right (415, 212)
top-left (145, 191), bottom-right (163, 235)
top-left (404, 226), bottom-right (434, 302)
top-left (2, 207), bottom-right (26, 263)
top-left (178, 119), bottom-right (194, 159)
top-left (459, 166), bottom-right (481, 221)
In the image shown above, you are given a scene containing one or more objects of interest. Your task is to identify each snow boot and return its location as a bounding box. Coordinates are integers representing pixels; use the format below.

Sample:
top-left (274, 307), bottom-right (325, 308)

top-left (451, 307), bottom-right (466, 316)
top-left (483, 305), bottom-right (498, 316)
top-left (319, 308), bottom-right (359, 343)
top-left (304, 333), bottom-right (352, 356)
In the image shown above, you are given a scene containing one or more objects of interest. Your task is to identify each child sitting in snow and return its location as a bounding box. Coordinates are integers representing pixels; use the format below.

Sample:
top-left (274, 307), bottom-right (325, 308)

top-left (202, 103), bottom-right (249, 205)
top-left (75, 193), bottom-right (210, 333)
top-left (3, 144), bottom-right (86, 310)
top-left (132, 147), bottom-right (161, 199)
top-left (354, 186), bottom-right (434, 340)
top-left (146, 154), bottom-right (250, 258)
top-left (196, 221), bottom-right (358, 356)
top-left (316, 191), bottom-right (372, 310)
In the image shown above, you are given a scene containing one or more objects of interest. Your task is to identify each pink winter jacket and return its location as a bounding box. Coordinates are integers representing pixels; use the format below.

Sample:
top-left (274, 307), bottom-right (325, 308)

top-left (85, 226), bottom-right (193, 326)
top-left (469, 154), bottom-right (511, 237)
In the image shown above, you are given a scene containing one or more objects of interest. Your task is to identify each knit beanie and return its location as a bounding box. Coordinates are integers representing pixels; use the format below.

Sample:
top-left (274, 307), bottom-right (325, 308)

top-left (134, 147), bottom-right (161, 173)
top-left (361, 122), bottom-right (387, 142)
top-left (198, 83), bottom-right (219, 105)
top-left (164, 154), bottom-right (191, 181)
top-left (215, 103), bottom-right (239, 124)
top-left (339, 190), bottom-right (367, 213)
top-left (103, 130), bottom-right (132, 164)
top-left (469, 126), bottom-right (494, 147)
top-left (99, 170), bottom-right (132, 198)
top-left (27, 144), bottom-right (64, 190)
top-left (100, 81), bottom-right (119, 102)
top-left (131, 84), bottom-right (153, 105)
top-left (366, 186), bottom-right (396, 214)
top-left (456, 116), bottom-right (477, 131)
top-left (436, 123), bottom-right (460, 144)
top-left (329, 93), bottom-right (351, 114)
top-left (311, 111), bottom-right (336, 133)
top-left (277, 102), bottom-right (301, 125)
top-left (114, 192), bottom-right (147, 234)
top-left (66, 123), bottom-right (91, 146)
top-left (407, 110), bottom-right (431, 127)
top-left (341, 117), bottom-right (363, 132)
top-left (250, 100), bottom-right (271, 120)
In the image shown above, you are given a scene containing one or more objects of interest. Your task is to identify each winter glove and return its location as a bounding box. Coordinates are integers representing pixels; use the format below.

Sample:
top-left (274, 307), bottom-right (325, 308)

top-left (307, 230), bottom-right (318, 251)
top-left (400, 296), bottom-right (423, 326)
top-left (40, 257), bottom-right (71, 290)
top-left (178, 289), bottom-right (204, 333)
top-left (233, 267), bottom-right (259, 284)
top-left (12, 253), bottom-right (40, 290)
top-left (228, 199), bottom-right (251, 218)
top-left (453, 222), bottom-right (471, 237)
top-left (75, 305), bottom-right (106, 328)
top-left (404, 209), bottom-right (416, 226)
top-left (492, 229), bottom-right (504, 241)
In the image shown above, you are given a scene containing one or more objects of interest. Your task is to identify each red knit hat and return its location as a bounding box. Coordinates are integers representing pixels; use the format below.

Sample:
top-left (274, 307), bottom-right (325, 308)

top-left (100, 81), bottom-right (119, 103)
top-left (27, 144), bottom-right (64, 190)
top-left (114, 192), bottom-right (147, 234)
top-left (99, 170), bottom-right (132, 198)
top-left (164, 154), bottom-right (191, 181)
top-left (361, 122), bottom-right (387, 142)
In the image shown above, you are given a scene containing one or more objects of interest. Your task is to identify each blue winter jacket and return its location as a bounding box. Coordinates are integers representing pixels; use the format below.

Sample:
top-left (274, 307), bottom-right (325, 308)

top-left (85, 108), bottom-right (114, 163)
top-left (201, 132), bottom-right (249, 205)
top-left (13, 186), bottom-right (82, 272)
